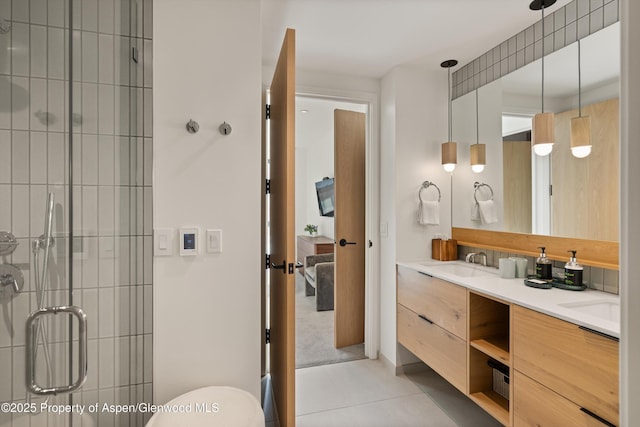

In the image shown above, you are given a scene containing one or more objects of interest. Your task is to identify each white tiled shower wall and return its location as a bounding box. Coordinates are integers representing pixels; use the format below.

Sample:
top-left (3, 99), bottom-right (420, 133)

top-left (0, 0), bottom-right (153, 426)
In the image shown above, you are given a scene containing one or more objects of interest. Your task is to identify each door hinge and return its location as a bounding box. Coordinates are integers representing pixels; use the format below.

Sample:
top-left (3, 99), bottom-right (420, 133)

top-left (265, 254), bottom-right (271, 269)
top-left (265, 104), bottom-right (271, 120)
top-left (265, 328), bottom-right (271, 344)
top-left (265, 179), bottom-right (271, 195)
top-left (288, 263), bottom-right (294, 274)
top-left (549, 184), bottom-right (553, 196)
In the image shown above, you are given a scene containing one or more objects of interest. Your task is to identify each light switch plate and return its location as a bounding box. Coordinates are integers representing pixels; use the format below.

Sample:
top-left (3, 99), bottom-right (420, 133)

top-left (206, 229), bottom-right (222, 253)
top-left (154, 228), bottom-right (175, 256)
top-left (380, 222), bottom-right (388, 238)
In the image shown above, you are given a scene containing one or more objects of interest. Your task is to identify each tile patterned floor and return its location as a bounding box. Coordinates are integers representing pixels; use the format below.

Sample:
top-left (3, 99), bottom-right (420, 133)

top-left (264, 358), bottom-right (502, 427)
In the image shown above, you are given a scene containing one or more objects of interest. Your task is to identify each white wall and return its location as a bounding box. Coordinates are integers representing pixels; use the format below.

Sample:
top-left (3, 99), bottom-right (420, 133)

top-left (379, 68), bottom-right (398, 365)
top-left (153, 0), bottom-right (261, 403)
top-left (379, 66), bottom-right (451, 366)
top-left (620, 0), bottom-right (640, 424)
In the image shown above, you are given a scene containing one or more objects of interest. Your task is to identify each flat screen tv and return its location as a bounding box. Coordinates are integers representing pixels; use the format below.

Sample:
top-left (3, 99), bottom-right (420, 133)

top-left (315, 178), bottom-right (335, 217)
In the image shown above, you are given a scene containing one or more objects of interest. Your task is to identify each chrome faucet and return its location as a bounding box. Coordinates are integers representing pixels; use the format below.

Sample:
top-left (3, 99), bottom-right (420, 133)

top-left (465, 252), bottom-right (488, 266)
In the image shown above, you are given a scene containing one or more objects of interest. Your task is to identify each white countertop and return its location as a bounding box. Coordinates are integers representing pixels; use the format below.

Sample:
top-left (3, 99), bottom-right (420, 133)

top-left (397, 260), bottom-right (620, 339)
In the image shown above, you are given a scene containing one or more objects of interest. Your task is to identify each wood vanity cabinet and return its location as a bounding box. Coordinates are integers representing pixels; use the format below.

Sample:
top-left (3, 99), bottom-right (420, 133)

top-left (396, 266), bottom-right (467, 392)
top-left (396, 265), bottom-right (619, 427)
top-left (513, 305), bottom-right (619, 427)
top-left (467, 292), bottom-right (511, 426)
top-left (513, 371), bottom-right (611, 427)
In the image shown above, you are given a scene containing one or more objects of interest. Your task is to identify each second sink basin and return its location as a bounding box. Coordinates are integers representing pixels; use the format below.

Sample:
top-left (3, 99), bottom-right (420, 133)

top-left (558, 300), bottom-right (620, 322)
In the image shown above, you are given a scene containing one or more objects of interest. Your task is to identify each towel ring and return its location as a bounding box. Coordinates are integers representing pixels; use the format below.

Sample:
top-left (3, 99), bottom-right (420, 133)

top-left (419, 181), bottom-right (441, 203)
top-left (473, 182), bottom-right (494, 203)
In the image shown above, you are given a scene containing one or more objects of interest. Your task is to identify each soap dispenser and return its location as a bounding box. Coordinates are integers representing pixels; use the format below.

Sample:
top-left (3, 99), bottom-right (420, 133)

top-left (535, 247), bottom-right (552, 280)
top-left (564, 250), bottom-right (584, 287)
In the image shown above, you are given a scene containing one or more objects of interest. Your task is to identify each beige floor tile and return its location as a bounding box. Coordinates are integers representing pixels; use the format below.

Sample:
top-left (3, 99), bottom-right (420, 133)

top-left (297, 393), bottom-right (458, 427)
top-left (296, 364), bottom-right (345, 415)
top-left (296, 359), bottom-right (421, 415)
top-left (405, 368), bottom-right (502, 427)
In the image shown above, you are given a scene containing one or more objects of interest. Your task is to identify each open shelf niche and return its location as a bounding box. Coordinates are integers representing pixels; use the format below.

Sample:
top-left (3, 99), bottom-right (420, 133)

top-left (468, 292), bottom-right (511, 426)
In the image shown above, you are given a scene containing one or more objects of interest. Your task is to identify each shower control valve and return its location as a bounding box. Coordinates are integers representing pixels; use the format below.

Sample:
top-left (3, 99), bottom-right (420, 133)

top-left (0, 274), bottom-right (19, 293)
top-left (0, 264), bottom-right (24, 298)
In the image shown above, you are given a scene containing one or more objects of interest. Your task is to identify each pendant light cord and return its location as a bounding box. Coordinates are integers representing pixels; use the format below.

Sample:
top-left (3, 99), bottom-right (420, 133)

top-left (541, 5), bottom-right (545, 113)
top-left (576, 0), bottom-right (582, 119)
top-left (475, 89), bottom-right (479, 144)
top-left (578, 39), bottom-right (582, 117)
top-left (448, 66), bottom-right (452, 141)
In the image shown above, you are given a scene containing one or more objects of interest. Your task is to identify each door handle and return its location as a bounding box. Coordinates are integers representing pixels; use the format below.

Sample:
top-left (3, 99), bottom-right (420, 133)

top-left (339, 239), bottom-right (356, 247)
top-left (579, 408), bottom-right (616, 427)
top-left (418, 314), bottom-right (434, 324)
top-left (578, 325), bottom-right (619, 342)
top-left (271, 260), bottom-right (287, 274)
top-left (26, 306), bottom-right (88, 395)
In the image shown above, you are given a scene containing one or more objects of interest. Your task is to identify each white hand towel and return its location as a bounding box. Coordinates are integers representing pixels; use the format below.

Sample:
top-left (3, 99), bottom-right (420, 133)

top-left (478, 199), bottom-right (498, 224)
top-left (471, 202), bottom-right (481, 221)
top-left (418, 201), bottom-right (440, 225)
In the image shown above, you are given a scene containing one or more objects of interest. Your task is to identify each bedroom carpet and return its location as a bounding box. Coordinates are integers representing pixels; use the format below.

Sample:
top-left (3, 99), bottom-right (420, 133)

top-left (295, 272), bottom-right (366, 369)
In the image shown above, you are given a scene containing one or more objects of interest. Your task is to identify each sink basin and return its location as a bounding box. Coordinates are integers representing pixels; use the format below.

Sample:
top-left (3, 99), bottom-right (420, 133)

top-left (559, 300), bottom-right (620, 322)
top-left (423, 263), bottom-right (496, 278)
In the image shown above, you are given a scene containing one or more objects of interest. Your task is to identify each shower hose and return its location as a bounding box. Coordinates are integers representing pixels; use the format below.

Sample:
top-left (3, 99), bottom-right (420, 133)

top-left (27, 193), bottom-right (55, 409)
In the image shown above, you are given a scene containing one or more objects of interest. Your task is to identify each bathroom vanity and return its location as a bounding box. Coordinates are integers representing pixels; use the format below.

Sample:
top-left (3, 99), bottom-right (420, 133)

top-left (396, 261), bottom-right (619, 427)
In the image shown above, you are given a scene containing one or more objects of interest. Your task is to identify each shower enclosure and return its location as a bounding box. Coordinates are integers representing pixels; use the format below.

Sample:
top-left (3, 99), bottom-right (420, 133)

top-left (0, 0), bottom-right (153, 426)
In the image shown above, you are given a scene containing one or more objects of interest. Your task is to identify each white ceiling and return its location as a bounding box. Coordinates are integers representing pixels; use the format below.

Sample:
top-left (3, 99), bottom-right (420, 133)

top-left (261, 0), bottom-right (573, 78)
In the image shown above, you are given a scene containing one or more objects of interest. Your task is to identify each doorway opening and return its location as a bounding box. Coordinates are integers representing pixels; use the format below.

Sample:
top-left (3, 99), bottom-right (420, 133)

top-left (294, 96), bottom-right (368, 369)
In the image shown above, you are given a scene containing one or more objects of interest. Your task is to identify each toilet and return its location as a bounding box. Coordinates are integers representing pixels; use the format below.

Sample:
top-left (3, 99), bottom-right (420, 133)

top-left (145, 386), bottom-right (265, 427)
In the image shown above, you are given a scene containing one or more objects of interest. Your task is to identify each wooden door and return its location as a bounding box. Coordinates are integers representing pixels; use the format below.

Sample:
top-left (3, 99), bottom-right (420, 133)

top-left (334, 109), bottom-right (366, 348)
top-left (268, 28), bottom-right (296, 427)
top-left (503, 140), bottom-right (532, 233)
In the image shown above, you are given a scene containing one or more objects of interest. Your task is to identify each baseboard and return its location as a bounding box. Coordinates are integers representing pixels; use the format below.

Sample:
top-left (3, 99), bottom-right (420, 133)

top-left (379, 352), bottom-right (429, 376)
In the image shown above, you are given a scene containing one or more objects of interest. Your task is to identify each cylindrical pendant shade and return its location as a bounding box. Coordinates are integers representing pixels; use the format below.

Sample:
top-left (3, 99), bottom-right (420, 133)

top-left (441, 141), bottom-right (457, 172)
top-left (532, 112), bottom-right (555, 156)
top-left (470, 144), bottom-right (486, 173)
top-left (570, 116), bottom-right (592, 158)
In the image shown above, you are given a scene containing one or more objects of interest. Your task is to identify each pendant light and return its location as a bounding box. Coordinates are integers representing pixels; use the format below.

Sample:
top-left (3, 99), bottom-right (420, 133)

top-left (470, 89), bottom-right (486, 173)
top-left (570, 23), bottom-right (592, 157)
top-left (530, 0), bottom-right (557, 157)
top-left (441, 59), bottom-right (458, 173)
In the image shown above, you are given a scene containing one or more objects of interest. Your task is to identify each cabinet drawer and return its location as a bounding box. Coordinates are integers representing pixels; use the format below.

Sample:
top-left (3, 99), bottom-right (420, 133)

top-left (397, 304), bottom-right (467, 393)
top-left (514, 371), bottom-right (615, 427)
top-left (513, 305), bottom-right (618, 425)
top-left (397, 266), bottom-right (467, 339)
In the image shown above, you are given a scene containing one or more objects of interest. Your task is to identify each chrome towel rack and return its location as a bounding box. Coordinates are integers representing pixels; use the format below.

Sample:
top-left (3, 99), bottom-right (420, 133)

top-left (473, 182), bottom-right (494, 202)
top-left (419, 181), bottom-right (441, 202)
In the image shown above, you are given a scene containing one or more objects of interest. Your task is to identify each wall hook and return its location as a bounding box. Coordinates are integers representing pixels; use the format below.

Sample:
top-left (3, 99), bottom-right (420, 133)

top-left (186, 119), bottom-right (200, 134)
top-left (219, 122), bottom-right (232, 136)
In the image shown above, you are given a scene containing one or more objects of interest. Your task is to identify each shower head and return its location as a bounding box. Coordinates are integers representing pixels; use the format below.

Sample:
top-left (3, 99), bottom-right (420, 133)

top-left (0, 18), bottom-right (10, 34)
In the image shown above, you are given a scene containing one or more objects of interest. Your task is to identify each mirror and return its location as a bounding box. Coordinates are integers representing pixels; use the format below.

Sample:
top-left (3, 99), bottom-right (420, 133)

top-left (451, 22), bottom-right (619, 242)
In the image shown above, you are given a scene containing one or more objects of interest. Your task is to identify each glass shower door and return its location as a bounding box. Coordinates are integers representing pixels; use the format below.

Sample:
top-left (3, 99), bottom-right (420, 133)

top-left (1, 0), bottom-right (76, 425)
top-left (1, 0), bottom-right (153, 426)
